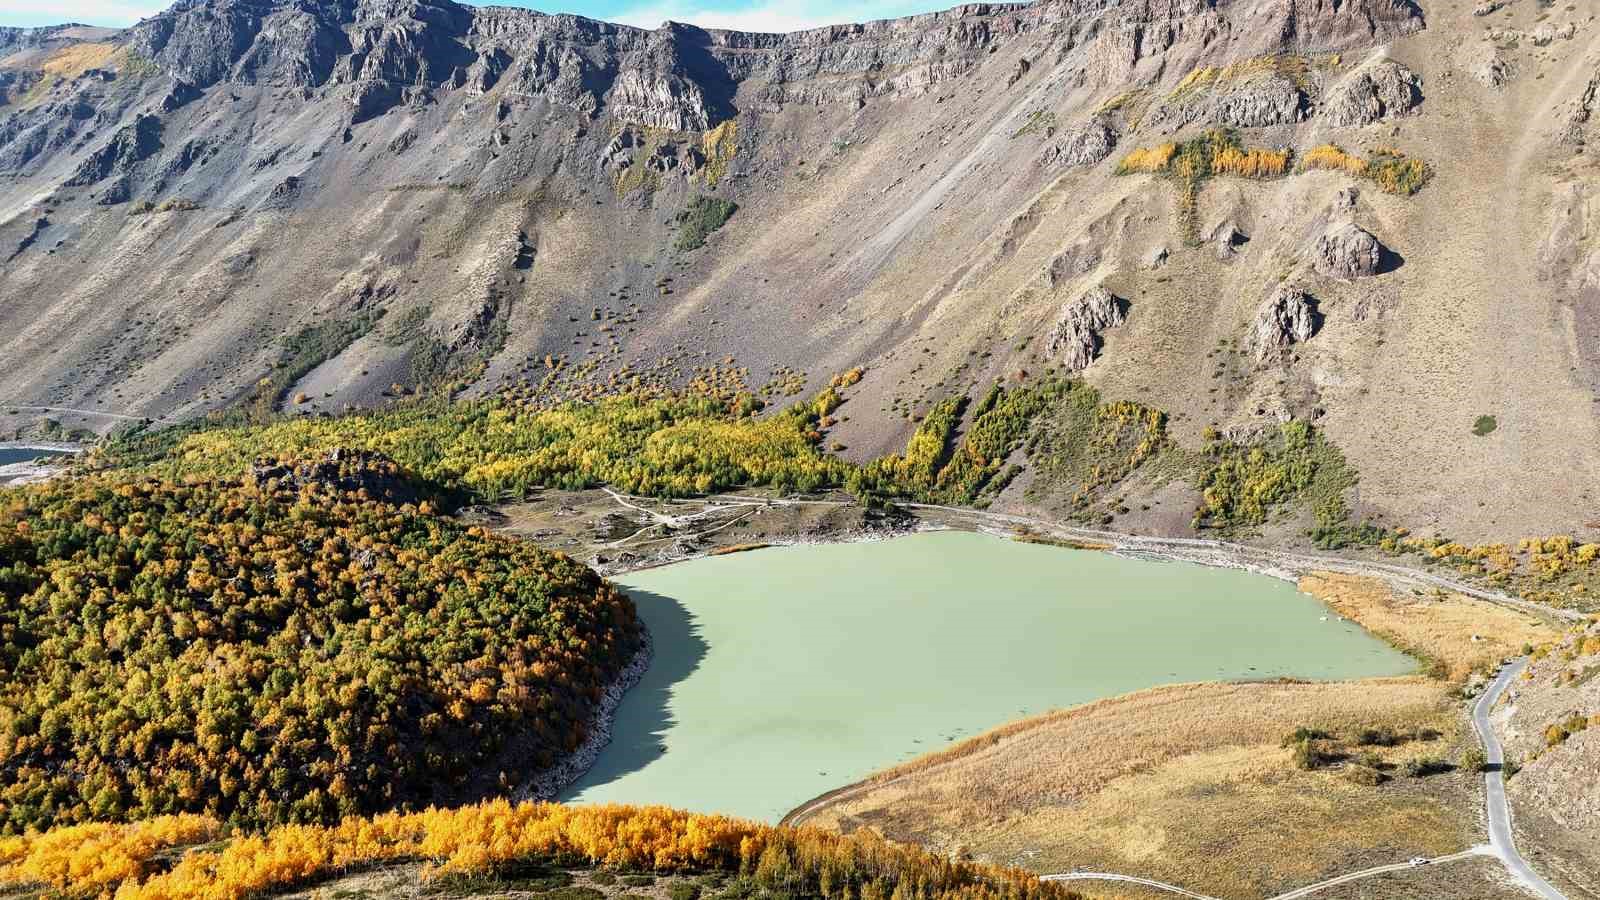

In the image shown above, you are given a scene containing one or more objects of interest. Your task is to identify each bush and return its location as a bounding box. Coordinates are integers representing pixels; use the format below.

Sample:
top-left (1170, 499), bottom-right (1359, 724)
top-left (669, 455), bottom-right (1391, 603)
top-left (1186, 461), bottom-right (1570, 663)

top-left (1461, 747), bottom-right (1487, 773)
top-left (1281, 726), bottom-right (1333, 747)
top-left (1473, 414), bottom-right (1498, 436)
top-left (675, 196), bottom-right (738, 251)
top-left (1357, 727), bottom-right (1402, 747)
top-left (1292, 739), bottom-right (1335, 771)
top-left (1401, 756), bottom-right (1451, 778)
top-left (624, 875), bottom-right (658, 887)
top-left (592, 872), bottom-right (618, 886)
top-left (1342, 765), bottom-right (1386, 787)
top-left (671, 882), bottom-right (704, 900)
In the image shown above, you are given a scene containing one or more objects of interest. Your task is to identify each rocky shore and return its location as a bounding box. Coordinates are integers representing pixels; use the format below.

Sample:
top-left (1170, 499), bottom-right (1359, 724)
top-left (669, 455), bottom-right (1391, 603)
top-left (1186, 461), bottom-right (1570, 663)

top-left (520, 628), bottom-right (656, 803)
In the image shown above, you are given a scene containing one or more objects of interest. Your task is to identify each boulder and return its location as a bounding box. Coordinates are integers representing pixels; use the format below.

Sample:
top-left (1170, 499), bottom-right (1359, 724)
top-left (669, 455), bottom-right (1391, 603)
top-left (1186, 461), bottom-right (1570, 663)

top-left (1314, 223), bottom-right (1385, 279)
top-left (1322, 60), bottom-right (1422, 127)
top-left (1046, 285), bottom-right (1126, 372)
top-left (1249, 283), bottom-right (1320, 363)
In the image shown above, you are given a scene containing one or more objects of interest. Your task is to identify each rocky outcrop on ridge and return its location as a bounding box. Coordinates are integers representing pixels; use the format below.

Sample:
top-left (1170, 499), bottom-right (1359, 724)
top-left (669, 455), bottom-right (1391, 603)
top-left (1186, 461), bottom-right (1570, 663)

top-left (1047, 284), bottom-right (1126, 372)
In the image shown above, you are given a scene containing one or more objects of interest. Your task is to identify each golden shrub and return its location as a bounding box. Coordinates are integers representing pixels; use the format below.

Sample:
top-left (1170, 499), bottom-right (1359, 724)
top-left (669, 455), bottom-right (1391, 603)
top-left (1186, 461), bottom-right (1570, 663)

top-left (1115, 143), bottom-right (1177, 174)
top-left (1211, 145), bottom-right (1290, 178)
top-left (1301, 144), bottom-right (1369, 177)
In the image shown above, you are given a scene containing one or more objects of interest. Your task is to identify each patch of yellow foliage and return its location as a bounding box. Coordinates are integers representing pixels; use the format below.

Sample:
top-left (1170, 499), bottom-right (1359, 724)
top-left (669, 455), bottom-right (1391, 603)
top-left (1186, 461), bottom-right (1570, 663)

top-left (702, 119), bottom-right (739, 187)
top-left (1169, 54), bottom-right (1314, 100)
top-left (0, 802), bottom-right (1082, 900)
top-left (0, 815), bottom-right (216, 894)
top-left (1115, 143), bottom-right (1176, 174)
top-left (1211, 145), bottom-right (1290, 178)
top-left (39, 42), bottom-right (120, 78)
top-left (1301, 144), bottom-right (1370, 177)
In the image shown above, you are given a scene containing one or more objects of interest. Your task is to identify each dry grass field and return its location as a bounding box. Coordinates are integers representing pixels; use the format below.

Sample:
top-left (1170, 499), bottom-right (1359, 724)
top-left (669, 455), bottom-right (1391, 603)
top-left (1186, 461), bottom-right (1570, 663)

top-left (789, 678), bottom-right (1468, 898)
top-left (1299, 573), bottom-right (1558, 681)
top-left (789, 574), bottom-right (1567, 898)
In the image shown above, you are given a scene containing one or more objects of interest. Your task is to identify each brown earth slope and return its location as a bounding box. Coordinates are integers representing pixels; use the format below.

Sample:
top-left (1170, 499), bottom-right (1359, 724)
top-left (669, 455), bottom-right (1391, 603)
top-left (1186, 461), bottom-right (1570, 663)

top-left (1, 0), bottom-right (1598, 542)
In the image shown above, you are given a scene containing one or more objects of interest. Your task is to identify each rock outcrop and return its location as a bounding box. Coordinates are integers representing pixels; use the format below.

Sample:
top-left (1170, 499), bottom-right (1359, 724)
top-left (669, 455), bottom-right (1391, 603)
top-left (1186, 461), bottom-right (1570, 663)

top-left (248, 448), bottom-right (420, 504)
top-left (1313, 223), bottom-right (1386, 279)
top-left (64, 114), bottom-right (163, 187)
top-left (1047, 284), bottom-right (1126, 372)
top-left (1322, 59), bottom-right (1422, 127)
top-left (1210, 220), bottom-right (1248, 261)
top-left (1039, 120), bottom-right (1118, 169)
top-left (1249, 283), bottom-right (1320, 363)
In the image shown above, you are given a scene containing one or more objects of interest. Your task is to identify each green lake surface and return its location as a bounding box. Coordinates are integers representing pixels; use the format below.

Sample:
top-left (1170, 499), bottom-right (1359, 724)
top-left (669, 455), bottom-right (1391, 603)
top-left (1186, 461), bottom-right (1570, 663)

top-left (562, 530), bottom-right (1414, 822)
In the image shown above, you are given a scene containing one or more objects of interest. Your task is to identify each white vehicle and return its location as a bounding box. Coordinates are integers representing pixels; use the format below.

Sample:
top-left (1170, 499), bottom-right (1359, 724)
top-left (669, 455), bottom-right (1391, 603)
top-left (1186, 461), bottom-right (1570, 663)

top-left (1408, 857), bottom-right (1430, 867)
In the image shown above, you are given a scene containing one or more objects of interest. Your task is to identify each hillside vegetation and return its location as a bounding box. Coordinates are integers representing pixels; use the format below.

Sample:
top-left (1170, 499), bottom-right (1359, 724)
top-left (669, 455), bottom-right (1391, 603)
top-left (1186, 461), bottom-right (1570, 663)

top-left (0, 801), bottom-right (1090, 900)
top-left (0, 456), bottom-right (642, 832)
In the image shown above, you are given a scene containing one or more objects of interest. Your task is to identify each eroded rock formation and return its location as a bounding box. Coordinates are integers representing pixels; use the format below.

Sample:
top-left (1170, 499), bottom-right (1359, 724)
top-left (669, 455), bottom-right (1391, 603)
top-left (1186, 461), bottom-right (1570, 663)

top-left (1047, 284), bottom-right (1126, 372)
top-left (1249, 283), bottom-right (1320, 363)
top-left (1322, 59), bottom-right (1422, 127)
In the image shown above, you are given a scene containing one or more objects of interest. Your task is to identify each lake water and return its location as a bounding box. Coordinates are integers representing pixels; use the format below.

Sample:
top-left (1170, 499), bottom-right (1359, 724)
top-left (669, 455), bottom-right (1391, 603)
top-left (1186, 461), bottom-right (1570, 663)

top-left (562, 530), bottom-right (1414, 821)
top-left (0, 447), bottom-right (71, 466)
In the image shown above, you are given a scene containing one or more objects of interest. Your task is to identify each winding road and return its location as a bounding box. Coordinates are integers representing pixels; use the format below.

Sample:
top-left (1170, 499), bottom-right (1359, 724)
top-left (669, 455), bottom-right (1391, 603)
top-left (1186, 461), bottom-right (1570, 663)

top-left (1474, 659), bottom-right (1567, 899)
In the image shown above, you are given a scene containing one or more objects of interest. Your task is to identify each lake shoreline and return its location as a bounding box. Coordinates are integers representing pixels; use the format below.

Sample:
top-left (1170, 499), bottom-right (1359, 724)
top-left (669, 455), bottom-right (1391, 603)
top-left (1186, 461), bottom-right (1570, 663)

top-left (560, 530), bottom-right (1413, 820)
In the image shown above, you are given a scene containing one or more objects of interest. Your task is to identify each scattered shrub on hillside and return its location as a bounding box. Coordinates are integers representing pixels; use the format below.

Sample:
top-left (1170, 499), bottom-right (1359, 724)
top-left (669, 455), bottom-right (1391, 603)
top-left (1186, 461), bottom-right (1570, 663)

top-left (1342, 764), bottom-right (1386, 787)
top-left (1367, 150), bottom-right (1432, 196)
top-left (1544, 713), bottom-right (1596, 747)
top-left (1193, 420), bottom-right (1357, 534)
top-left (670, 881), bottom-right (703, 900)
top-left (0, 802), bottom-right (1092, 900)
top-left (1116, 129), bottom-right (1288, 241)
top-left (1461, 747), bottom-right (1487, 773)
top-left (0, 463), bottom-right (642, 832)
top-left (675, 196), bottom-right (739, 251)
top-left (1301, 144), bottom-right (1369, 177)
top-left (1473, 414), bottom-right (1498, 436)
top-left (1301, 144), bottom-right (1432, 195)
top-left (1211, 145), bottom-right (1291, 178)
top-left (1115, 143), bottom-right (1177, 174)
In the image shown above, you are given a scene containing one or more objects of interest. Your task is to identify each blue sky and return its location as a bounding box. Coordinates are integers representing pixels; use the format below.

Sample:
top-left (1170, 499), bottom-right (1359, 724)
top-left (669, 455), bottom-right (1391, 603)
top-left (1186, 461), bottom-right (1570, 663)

top-left (0, 0), bottom-right (947, 31)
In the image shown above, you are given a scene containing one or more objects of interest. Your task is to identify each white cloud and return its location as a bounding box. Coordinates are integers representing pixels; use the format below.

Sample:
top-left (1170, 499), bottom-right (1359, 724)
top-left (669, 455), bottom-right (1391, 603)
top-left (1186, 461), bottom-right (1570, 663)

top-left (606, 0), bottom-right (915, 33)
top-left (0, 0), bottom-right (167, 28)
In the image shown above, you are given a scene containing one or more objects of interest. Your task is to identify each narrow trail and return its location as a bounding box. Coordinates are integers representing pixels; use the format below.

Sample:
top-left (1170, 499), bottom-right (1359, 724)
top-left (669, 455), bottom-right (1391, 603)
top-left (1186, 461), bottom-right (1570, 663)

top-left (1, 404), bottom-right (145, 421)
top-left (1264, 848), bottom-right (1490, 899)
top-left (1039, 873), bottom-right (1220, 900)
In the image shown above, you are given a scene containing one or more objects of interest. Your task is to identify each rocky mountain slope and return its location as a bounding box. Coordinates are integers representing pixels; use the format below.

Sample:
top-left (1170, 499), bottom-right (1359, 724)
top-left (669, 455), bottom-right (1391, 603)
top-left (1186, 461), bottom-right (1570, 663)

top-left (2, 0), bottom-right (1598, 541)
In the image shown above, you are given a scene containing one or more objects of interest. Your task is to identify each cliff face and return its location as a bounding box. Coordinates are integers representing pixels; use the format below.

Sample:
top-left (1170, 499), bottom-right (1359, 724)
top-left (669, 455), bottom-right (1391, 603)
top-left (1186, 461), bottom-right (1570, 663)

top-left (2, 0), bottom-right (1599, 543)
